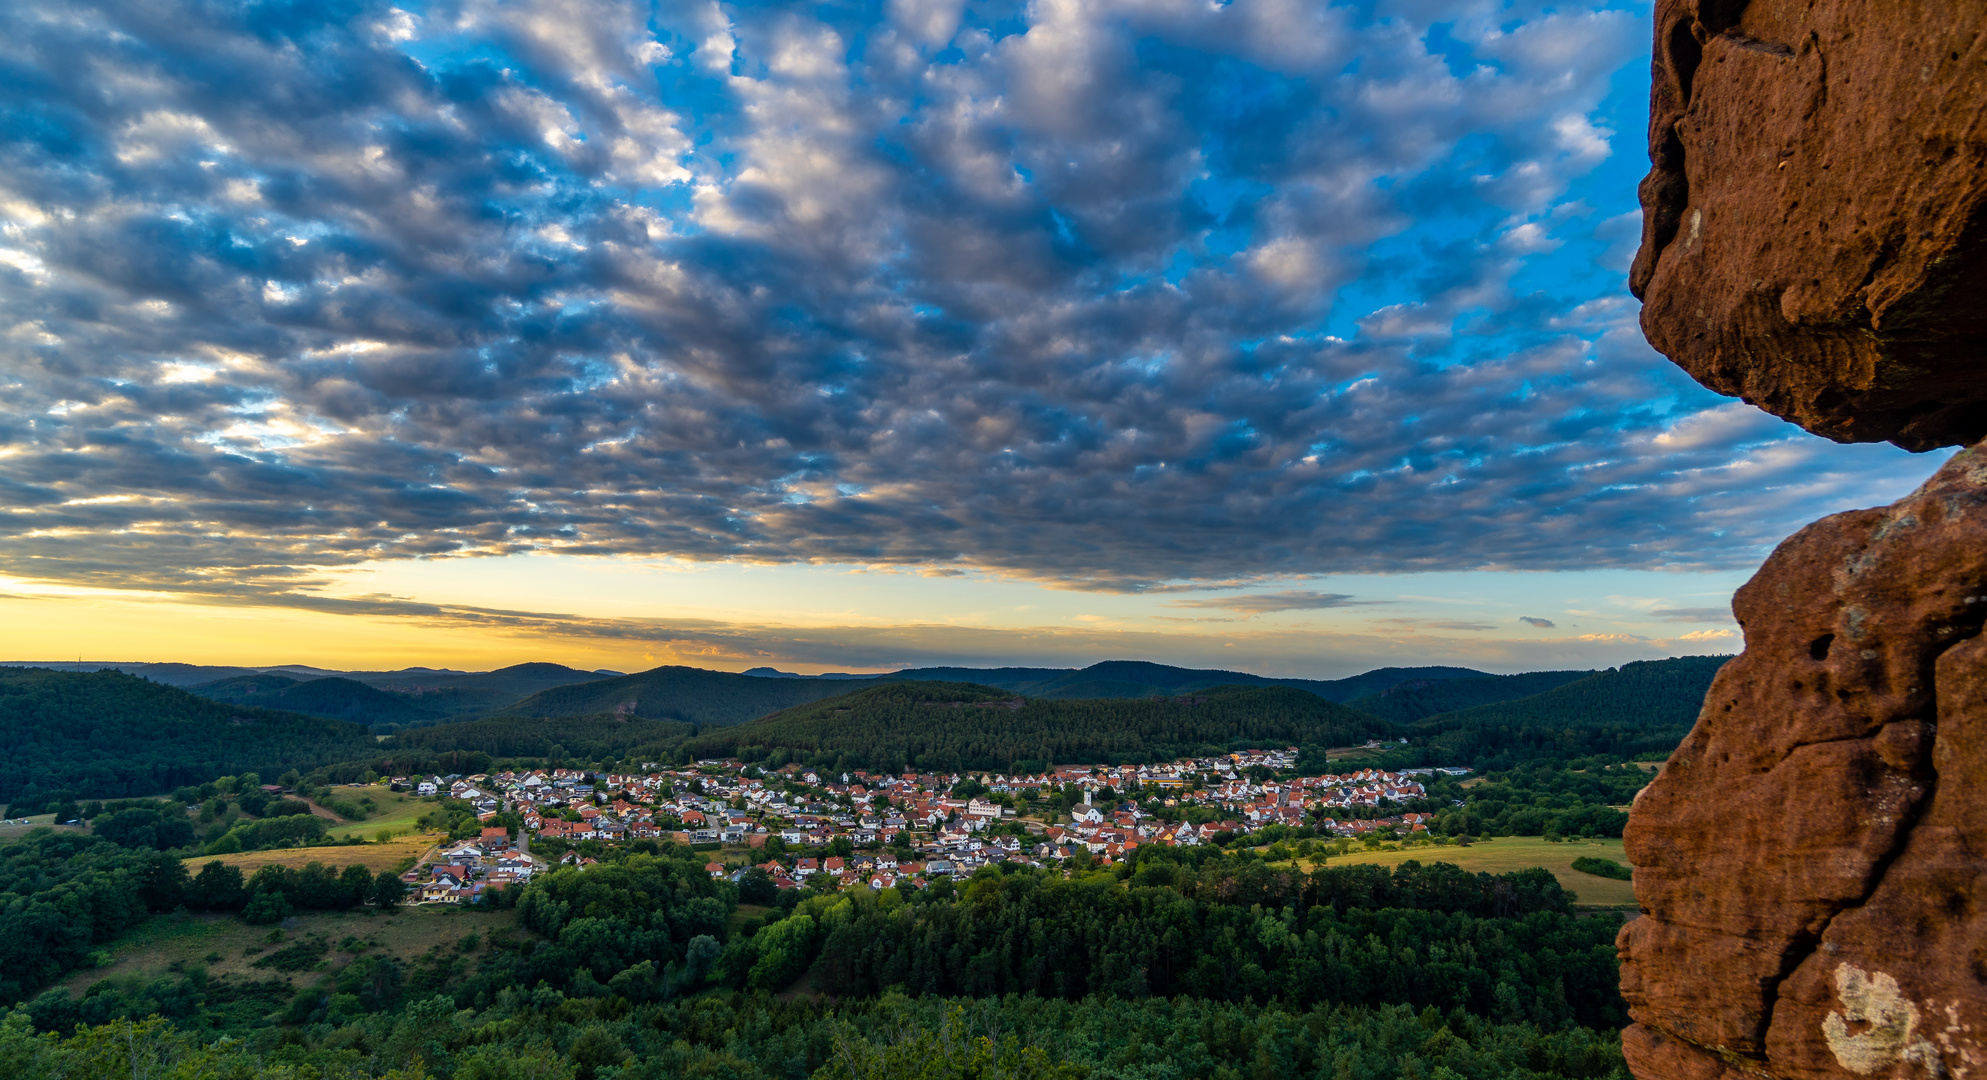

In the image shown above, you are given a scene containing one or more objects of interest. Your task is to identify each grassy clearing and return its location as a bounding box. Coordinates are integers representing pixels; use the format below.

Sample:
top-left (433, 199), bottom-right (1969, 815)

top-left (1320, 746), bottom-right (1395, 766)
top-left (180, 832), bottom-right (441, 875)
top-left (54, 905), bottom-right (520, 997)
top-left (1303, 837), bottom-right (1637, 907)
top-left (321, 785), bottom-right (432, 841)
top-left (729, 903), bottom-right (774, 935)
top-left (0, 814), bottom-right (88, 840)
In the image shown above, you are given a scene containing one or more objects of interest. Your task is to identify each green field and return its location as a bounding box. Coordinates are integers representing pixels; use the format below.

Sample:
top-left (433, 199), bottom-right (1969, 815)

top-left (321, 785), bottom-right (431, 840)
top-left (1312, 837), bottom-right (1637, 907)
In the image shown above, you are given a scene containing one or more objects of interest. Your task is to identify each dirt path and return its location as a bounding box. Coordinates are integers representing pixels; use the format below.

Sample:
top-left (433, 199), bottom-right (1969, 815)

top-left (299, 797), bottom-right (346, 822)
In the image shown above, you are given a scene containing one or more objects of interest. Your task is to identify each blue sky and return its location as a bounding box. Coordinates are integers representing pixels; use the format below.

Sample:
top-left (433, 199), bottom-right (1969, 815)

top-left (0, 0), bottom-right (1946, 674)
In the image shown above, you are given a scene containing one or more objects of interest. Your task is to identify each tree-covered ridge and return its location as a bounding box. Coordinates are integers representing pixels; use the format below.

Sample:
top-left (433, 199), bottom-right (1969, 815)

top-left (499, 665), bottom-right (896, 725)
top-left (0, 668), bottom-right (377, 806)
top-left (1349, 670), bottom-right (1597, 724)
top-left (687, 681), bottom-right (1392, 773)
top-left (188, 674), bottom-right (447, 727)
top-left (1407, 656), bottom-right (1730, 769)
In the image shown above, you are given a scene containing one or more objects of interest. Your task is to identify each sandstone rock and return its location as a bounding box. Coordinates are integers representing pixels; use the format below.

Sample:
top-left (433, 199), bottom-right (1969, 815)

top-left (1619, 444), bottom-right (1987, 1079)
top-left (1630, 0), bottom-right (1987, 451)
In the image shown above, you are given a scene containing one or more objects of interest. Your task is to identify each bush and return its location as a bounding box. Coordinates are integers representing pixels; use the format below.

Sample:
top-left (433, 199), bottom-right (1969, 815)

top-left (1571, 855), bottom-right (1634, 880)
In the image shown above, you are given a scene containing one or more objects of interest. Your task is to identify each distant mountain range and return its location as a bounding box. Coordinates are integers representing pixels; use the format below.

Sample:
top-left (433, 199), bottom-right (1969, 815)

top-left (884, 661), bottom-right (1491, 702)
top-left (0, 654), bottom-right (1734, 808)
top-left (0, 656), bottom-right (1733, 765)
top-left (4, 657), bottom-right (1497, 726)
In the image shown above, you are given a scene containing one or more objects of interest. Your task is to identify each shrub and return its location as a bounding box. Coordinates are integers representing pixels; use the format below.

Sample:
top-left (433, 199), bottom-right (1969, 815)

top-left (1571, 855), bottom-right (1633, 880)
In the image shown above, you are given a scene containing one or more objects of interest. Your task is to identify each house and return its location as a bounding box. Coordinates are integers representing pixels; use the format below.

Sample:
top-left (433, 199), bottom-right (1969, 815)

top-left (705, 862), bottom-right (726, 879)
top-left (795, 857), bottom-right (819, 877)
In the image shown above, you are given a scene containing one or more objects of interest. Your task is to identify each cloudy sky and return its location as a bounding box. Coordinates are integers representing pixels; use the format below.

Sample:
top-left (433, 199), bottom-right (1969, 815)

top-left (0, 0), bottom-right (1946, 675)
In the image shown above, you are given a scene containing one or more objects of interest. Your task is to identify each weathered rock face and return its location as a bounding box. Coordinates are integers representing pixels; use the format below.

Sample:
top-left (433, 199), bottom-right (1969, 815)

top-left (1630, 0), bottom-right (1987, 451)
top-left (1620, 445), bottom-right (1987, 1079)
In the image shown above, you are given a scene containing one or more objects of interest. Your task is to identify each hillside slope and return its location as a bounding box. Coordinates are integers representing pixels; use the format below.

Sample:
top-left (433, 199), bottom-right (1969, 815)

top-left (687, 680), bottom-right (1393, 773)
top-left (1348, 670), bottom-right (1596, 724)
top-left (499, 665), bottom-right (895, 726)
top-left (0, 667), bottom-right (376, 806)
top-left (1410, 656), bottom-right (1731, 765)
top-left (188, 673), bottom-right (445, 727)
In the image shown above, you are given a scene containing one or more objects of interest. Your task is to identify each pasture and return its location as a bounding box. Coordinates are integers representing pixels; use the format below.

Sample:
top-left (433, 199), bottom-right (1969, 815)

top-left (1308, 836), bottom-right (1637, 907)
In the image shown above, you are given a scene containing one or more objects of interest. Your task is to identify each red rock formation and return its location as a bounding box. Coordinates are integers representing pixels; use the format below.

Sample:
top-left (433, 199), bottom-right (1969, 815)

top-left (1624, 2), bottom-right (1987, 1077)
top-left (1630, 0), bottom-right (1987, 451)
top-left (1620, 446), bottom-right (1987, 1078)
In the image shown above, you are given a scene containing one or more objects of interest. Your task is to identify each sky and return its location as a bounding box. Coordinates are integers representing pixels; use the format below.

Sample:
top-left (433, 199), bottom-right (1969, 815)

top-left (0, 0), bottom-right (1949, 677)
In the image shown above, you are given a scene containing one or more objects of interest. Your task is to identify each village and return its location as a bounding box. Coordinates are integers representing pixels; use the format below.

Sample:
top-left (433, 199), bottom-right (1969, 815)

top-left (392, 749), bottom-right (1471, 903)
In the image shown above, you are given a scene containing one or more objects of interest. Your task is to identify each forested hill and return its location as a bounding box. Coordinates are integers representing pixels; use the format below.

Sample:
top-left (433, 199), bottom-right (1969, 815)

top-left (1409, 655), bottom-right (1732, 767)
top-left (686, 681), bottom-right (1392, 773)
top-left (348, 662), bottom-right (614, 723)
top-left (187, 673), bottom-right (445, 728)
top-left (498, 665), bottom-right (897, 726)
top-left (388, 713), bottom-right (691, 761)
top-left (1348, 669), bottom-right (1596, 724)
top-left (889, 660), bottom-right (1488, 701)
top-left (0, 667), bottom-right (376, 808)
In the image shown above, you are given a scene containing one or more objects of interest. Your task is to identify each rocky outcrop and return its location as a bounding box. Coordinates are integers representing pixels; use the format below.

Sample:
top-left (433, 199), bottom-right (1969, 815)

top-left (1630, 0), bottom-right (1987, 451)
top-left (1619, 446), bottom-right (1987, 1078)
top-left (1623, 3), bottom-right (1987, 1075)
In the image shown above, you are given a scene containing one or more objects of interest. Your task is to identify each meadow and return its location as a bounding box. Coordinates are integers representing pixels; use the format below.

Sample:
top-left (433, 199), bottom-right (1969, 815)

top-left (178, 832), bottom-right (440, 875)
top-left (1311, 836), bottom-right (1637, 906)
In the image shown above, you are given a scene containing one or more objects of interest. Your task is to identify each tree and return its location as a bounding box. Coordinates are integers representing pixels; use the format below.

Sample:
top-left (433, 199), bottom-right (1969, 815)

top-left (737, 866), bottom-right (777, 905)
top-left (371, 871), bottom-right (408, 909)
top-left (187, 861), bottom-right (246, 911)
top-left (340, 864), bottom-right (376, 907)
top-left (242, 889), bottom-right (292, 924)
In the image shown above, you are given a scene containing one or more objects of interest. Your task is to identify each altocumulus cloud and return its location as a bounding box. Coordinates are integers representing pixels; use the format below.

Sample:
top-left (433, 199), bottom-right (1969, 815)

top-left (0, 0), bottom-right (1940, 606)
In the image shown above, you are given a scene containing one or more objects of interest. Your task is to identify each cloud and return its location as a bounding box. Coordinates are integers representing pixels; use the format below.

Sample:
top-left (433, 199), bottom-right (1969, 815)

top-left (1168, 590), bottom-right (1371, 615)
top-left (1518, 616), bottom-right (1556, 628)
top-left (0, 0), bottom-right (1948, 609)
top-left (1675, 628), bottom-right (1737, 641)
top-left (1650, 607), bottom-right (1732, 623)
